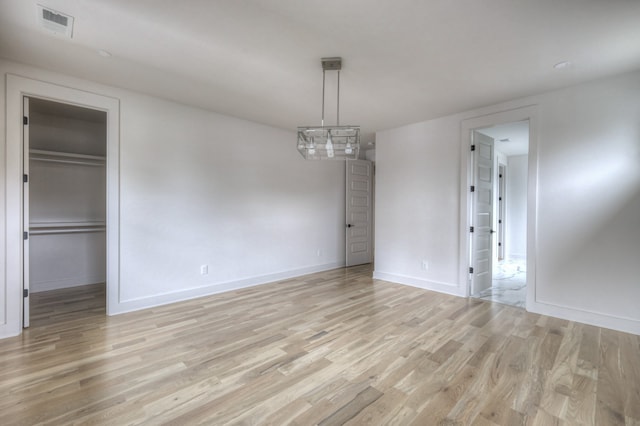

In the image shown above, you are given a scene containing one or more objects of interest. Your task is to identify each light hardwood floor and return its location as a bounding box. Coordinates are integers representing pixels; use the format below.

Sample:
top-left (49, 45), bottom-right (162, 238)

top-left (1, 266), bottom-right (639, 425)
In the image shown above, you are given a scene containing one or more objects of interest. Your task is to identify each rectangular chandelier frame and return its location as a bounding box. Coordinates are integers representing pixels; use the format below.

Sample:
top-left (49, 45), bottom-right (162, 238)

top-left (297, 58), bottom-right (360, 160)
top-left (297, 126), bottom-right (360, 160)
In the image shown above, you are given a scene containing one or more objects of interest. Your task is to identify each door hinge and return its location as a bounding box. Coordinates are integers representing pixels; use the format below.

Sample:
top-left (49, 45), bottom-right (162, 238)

top-left (498, 219), bottom-right (502, 224)
top-left (23, 116), bottom-right (28, 125)
top-left (470, 226), bottom-right (474, 233)
top-left (23, 174), bottom-right (28, 183)
top-left (469, 267), bottom-right (474, 274)
top-left (499, 196), bottom-right (502, 201)
top-left (470, 185), bottom-right (475, 192)
top-left (498, 242), bottom-right (502, 247)
top-left (470, 144), bottom-right (475, 151)
top-left (23, 289), bottom-right (28, 298)
top-left (23, 231), bottom-right (28, 240)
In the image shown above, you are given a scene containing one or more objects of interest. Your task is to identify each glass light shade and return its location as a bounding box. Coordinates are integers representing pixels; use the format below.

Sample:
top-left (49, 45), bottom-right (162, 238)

top-left (297, 126), bottom-right (360, 160)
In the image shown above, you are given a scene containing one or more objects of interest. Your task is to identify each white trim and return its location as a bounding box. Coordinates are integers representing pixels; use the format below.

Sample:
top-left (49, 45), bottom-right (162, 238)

top-left (528, 299), bottom-right (640, 335)
top-left (3, 74), bottom-right (120, 338)
top-left (372, 271), bottom-right (464, 297)
top-left (459, 105), bottom-right (539, 304)
top-left (31, 276), bottom-right (105, 293)
top-left (111, 262), bottom-right (346, 314)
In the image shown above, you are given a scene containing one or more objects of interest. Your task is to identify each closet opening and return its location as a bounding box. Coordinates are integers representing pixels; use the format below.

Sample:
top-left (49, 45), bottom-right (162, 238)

top-left (24, 97), bottom-right (107, 328)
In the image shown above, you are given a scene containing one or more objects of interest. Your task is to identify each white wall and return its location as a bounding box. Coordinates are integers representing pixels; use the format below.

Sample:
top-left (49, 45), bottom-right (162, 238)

top-left (375, 70), bottom-right (640, 334)
top-left (374, 114), bottom-right (463, 295)
top-left (30, 232), bottom-right (106, 292)
top-left (28, 159), bottom-right (107, 292)
top-left (506, 154), bottom-right (527, 259)
top-left (0, 59), bottom-right (346, 337)
top-left (117, 95), bottom-right (345, 305)
top-left (30, 111), bottom-right (106, 155)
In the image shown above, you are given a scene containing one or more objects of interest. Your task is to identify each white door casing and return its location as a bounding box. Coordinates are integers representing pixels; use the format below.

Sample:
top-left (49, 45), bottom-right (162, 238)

top-left (22, 97), bottom-right (30, 328)
top-left (459, 105), bottom-right (537, 310)
top-left (346, 160), bottom-right (372, 266)
top-left (471, 131), bottom-right (494, 295)
top-left (4, 74), bottom-right (120, 338)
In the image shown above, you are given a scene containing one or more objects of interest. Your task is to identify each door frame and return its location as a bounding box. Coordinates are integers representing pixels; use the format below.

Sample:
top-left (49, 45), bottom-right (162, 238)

top-left (458, 105), bottom-right (538, 311)
top-left (4, 74), bottom-right (120, 336)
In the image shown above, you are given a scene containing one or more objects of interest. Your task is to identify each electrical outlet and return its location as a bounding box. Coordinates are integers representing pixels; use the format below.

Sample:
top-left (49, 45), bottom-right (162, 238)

top-left (200, 265), bottom-right (209, 275)
top-left (421, 260), bottom-right (429, 271)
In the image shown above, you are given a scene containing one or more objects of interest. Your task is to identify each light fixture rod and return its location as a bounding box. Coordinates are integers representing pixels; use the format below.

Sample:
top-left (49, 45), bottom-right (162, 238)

top-left (320, 57), bottom-right (342, 128)
top-left (337, 70), bottom-right (340, 126)
top-left (321, 69), bottom-right (326, 128)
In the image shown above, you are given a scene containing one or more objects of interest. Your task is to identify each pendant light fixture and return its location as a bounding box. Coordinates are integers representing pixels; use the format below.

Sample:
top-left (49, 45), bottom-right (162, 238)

top-left (297, 57), bottom-right (360, 160)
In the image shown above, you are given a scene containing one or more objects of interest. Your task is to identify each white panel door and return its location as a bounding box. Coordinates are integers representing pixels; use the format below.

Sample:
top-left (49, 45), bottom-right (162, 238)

top-left (471, 131), bottom-right (494, 295)
top-left (23, 96), bottom-right (30, 328)
top-left (346, 160), bottom-right (372, 267)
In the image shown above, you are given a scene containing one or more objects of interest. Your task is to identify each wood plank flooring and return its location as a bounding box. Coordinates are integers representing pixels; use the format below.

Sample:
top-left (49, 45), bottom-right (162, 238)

top-left (1, 266), bottom-right (639, 425)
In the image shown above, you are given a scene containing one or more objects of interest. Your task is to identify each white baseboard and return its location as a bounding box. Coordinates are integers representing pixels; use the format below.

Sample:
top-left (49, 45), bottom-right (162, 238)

top-left (374, 271), bottom-right (639, 336)
top-left (110, 262), bottom-right (346, 315)
top-left (31, 275), bottom-right (105, 293)
top-left (372, 271), bottom-right (464, 297)
top-left (527, 299), bottom-right (640, 336)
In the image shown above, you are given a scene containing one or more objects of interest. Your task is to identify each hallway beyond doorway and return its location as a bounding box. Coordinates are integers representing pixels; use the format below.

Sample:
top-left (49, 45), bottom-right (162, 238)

top-left (477, 258), bottom-right (526, 308)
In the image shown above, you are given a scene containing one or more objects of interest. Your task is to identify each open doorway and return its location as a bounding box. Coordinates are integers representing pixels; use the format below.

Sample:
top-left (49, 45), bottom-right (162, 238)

top-left (470, 121), bottom-right (529, 308)
top-left (24, 97), bottom-right (107, 327)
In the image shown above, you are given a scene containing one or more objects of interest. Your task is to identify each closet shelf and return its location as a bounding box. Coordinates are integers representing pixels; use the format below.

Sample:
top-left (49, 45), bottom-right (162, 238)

top-left (29, 221), bottom-right (106, 235)
top-left (29, 149), bottom-right (105, 166)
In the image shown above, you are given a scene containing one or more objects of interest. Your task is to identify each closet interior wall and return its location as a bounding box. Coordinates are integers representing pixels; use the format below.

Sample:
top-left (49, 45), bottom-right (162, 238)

top-left (28, 98), bottom-right (107, 293)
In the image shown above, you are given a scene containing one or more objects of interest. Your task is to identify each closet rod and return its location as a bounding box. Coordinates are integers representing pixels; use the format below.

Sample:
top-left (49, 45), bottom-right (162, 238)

top-left (30, 221), bottom-right (106, 228)
top-left (29, 149), bottom-right (106, 161)
top-left (30, 157), bottom-right (105, 167)
top-left (29, 227), bottom-right (106, 235)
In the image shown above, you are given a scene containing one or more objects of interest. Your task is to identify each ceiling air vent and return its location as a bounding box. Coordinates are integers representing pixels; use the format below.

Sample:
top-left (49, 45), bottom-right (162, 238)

top-left (37, 5), bottom-right (74, 38)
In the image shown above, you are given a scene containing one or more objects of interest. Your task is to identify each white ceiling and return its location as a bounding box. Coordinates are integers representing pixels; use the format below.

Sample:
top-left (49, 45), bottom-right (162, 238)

top-left (1, 1), bottom-right (639, 143)
top-left (478, 120), bottom-right (529, 157)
